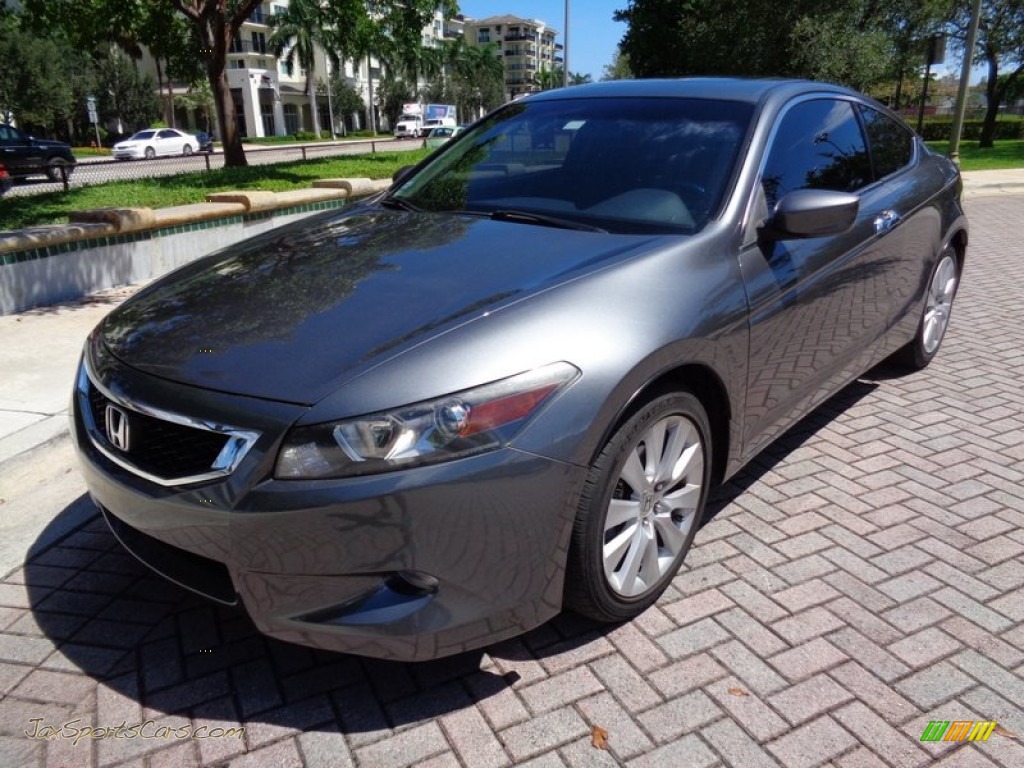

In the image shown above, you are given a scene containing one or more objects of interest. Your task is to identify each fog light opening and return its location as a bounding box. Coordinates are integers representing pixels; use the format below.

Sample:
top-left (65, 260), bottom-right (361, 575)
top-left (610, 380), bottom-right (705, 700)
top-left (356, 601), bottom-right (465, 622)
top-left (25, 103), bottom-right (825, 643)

top-left (389, 570), bottom-right (440, 596)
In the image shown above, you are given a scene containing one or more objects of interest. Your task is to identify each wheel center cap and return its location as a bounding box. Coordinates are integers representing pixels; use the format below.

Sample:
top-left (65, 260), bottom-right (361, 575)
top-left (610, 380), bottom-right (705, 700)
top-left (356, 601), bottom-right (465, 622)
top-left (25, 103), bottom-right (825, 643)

top-left (641, 493), bottom-right (656, 516)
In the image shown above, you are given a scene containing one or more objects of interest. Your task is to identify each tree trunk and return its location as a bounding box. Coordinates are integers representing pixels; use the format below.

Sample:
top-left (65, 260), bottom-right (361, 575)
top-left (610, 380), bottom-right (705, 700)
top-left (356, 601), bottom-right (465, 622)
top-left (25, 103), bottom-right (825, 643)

top-left (979, 54), bottom-right (999, 148)
top-left (166, 64), bottom-right (177, 128)
top-left (206, 22), bottom-right (247, 166)
top-left (155, 57), bottom-right (169, 125)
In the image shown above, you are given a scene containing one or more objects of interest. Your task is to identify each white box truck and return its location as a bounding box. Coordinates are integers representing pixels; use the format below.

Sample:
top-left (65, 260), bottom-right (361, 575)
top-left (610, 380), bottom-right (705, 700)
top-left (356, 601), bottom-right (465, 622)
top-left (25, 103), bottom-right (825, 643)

top-left (394, 103), bottom-right (457, 139)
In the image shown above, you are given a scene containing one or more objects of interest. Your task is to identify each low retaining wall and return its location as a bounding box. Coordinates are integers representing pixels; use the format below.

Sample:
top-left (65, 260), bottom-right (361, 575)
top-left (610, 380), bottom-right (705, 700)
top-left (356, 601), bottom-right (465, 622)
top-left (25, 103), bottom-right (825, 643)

top-left (0, 178), bottom-right (390, 315)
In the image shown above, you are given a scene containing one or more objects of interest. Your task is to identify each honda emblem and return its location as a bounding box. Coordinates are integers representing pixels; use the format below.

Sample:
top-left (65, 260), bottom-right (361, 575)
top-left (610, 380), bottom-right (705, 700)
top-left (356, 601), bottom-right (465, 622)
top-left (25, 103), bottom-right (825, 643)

top-left (105, 404), bottom-right (131, 452)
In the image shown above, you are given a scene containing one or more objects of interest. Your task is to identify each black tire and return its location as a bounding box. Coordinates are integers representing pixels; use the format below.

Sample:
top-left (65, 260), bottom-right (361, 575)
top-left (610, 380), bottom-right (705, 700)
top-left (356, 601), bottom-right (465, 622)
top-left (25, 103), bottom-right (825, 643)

top-left (183, 144), bottom-right (193, 156)
top-left (45, 158), bottom-right (71, 182)
top-left (892, 245), bottom-right (960, 371)
top-left (564, 391), bottom-right (712, 623)
top-left (144, 147), bottom-right (156, 160)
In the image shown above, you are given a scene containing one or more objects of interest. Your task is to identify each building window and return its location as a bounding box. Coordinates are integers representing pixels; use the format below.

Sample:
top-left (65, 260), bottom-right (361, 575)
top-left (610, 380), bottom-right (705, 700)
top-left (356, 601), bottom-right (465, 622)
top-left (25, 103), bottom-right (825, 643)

top-left (252, 32), bottom-right (266, 54)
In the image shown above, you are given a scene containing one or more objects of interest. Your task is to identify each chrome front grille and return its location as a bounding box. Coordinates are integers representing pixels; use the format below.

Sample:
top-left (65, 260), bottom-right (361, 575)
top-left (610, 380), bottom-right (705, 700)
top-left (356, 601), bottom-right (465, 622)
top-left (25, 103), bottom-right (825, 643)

top-left (77, 361), bottom-right (260, 486)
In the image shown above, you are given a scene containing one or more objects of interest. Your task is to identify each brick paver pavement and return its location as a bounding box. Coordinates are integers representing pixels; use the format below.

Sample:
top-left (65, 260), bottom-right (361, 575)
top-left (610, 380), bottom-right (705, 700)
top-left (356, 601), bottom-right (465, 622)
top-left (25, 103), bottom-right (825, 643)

top-left (1, 195), bottom-right (1022, 767)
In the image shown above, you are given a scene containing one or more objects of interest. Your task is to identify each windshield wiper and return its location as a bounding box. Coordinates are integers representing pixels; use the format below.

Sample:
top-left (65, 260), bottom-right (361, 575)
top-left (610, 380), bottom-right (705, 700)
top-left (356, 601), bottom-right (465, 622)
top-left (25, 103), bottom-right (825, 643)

top-left (488, 209), bottom-right (607, 233)
top-left (380, 196), bottom-right (423, 212)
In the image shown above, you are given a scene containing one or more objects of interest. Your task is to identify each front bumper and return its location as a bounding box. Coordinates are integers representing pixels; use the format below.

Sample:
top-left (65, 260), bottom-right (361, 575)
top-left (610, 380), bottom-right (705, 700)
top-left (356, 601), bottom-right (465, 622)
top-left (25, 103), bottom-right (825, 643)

top-left (71, 349), bottom-right (584, 661)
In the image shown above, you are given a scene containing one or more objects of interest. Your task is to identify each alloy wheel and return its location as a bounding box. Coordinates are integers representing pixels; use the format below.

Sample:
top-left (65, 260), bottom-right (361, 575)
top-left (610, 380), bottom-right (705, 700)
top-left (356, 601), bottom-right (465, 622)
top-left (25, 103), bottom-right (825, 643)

top-left (602, 414), bottom-right (705, 597)
top-left (922, 253), bottom-right (957, 355)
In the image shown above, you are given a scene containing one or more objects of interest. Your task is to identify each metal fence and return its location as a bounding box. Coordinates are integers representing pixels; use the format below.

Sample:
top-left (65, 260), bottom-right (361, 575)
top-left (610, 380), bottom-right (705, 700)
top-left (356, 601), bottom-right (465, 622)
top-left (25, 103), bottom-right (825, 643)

top-left (4, 137), bottom-right (427, 199)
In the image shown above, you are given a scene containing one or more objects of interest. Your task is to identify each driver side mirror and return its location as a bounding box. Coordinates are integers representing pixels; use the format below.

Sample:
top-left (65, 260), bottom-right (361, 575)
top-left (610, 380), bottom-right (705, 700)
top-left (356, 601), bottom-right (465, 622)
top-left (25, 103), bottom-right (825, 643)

top-left (392, 165), bottom-right (415, 185)
top-left (761, 189), bottom-right (859, 240)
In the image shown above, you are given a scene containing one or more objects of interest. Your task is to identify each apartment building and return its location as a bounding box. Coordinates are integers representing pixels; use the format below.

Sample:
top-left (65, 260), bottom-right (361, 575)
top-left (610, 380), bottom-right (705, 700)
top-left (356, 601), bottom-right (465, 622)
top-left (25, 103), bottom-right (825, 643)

top-left (462, 15), bottom-right (563, 101)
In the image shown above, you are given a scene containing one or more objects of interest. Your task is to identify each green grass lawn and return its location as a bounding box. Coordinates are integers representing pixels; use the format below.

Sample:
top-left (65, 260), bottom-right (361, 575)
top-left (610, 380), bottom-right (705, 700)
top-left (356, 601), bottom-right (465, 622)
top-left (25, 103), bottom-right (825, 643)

top-left (1, 149), bottom-right (430, 232)
top-left (925, 140), bottom-right (1024, 170)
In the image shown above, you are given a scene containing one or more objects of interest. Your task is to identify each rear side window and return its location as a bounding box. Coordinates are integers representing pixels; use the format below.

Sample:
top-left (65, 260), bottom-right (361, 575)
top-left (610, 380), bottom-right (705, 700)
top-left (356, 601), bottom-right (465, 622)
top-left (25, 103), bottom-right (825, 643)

top-left (762, 99), bottom-right (870, 208)
top-left (860, 106), bottom-right (914, 180)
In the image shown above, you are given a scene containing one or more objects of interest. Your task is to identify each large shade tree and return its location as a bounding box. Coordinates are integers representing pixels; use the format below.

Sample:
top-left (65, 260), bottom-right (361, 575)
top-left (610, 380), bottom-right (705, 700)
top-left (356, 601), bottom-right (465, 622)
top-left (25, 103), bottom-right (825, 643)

top-left (615, 0), bottom-right (955, 90)
top-left (170, 0), bottom-right (264, 166)
top-left (956, 0), bottom-right (1024, 146)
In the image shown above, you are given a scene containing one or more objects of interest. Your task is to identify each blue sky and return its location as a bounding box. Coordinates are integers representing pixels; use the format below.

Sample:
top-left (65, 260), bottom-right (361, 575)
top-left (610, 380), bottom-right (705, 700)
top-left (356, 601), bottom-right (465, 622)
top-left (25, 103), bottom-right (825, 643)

top-left (457, 1), bottom-right (627, 80)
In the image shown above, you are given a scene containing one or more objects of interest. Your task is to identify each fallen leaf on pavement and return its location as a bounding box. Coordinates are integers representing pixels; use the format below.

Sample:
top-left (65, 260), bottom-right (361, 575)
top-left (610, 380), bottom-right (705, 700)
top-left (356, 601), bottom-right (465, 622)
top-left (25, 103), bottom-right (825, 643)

top-left (591, 725), bottom-right (609, 750)
top-left (728, 687), bottom-right (750, 697)
top-left (993, 725), bottom-right (1016, 739)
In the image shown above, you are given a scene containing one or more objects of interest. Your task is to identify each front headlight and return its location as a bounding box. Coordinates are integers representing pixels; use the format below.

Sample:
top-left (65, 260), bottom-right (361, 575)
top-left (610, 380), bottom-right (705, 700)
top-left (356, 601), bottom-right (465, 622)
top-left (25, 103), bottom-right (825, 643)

top-left (274, 362), bottom-right (579, 479)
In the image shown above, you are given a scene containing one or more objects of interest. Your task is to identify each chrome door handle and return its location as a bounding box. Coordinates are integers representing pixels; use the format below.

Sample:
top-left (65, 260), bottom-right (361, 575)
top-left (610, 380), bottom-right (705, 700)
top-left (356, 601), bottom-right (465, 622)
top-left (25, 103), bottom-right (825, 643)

top-left (874, 209), bottom-right (900, 233)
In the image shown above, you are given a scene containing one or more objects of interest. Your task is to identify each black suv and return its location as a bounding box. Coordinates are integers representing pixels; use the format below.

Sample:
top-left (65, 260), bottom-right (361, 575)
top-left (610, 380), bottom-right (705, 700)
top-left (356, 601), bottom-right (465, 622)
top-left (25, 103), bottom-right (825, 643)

top-left (0, 124), bottom-right (77, 181)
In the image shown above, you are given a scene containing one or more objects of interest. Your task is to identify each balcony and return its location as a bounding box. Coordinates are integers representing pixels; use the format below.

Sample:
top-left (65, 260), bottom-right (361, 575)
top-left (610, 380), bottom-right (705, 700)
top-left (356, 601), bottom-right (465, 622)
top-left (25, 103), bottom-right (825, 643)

top-left (504, 33), bottom-right (537, 42)
top-left (229, 39), bottom-right (269, 55)
top-left (247, 9), bottom-right (267, 25)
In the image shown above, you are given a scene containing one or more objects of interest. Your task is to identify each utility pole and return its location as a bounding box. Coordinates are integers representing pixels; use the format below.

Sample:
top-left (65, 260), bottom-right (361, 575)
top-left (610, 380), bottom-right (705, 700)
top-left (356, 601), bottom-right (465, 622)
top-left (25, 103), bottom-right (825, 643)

top-left (950, 0), bottom-right (983, 166)
top-left (563, 0), bottom-right (570, 88)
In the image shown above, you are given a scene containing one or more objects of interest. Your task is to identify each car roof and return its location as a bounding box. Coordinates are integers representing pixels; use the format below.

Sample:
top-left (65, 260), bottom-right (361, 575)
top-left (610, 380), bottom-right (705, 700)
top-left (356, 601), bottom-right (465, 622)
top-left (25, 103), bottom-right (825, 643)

top-left (523, 77), bottom-right (860, 106)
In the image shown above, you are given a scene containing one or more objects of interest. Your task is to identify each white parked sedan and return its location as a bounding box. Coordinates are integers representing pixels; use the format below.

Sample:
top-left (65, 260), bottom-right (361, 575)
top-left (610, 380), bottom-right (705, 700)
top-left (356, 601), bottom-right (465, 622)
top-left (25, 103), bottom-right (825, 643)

top-left (112, 129), bottom-right (198, 160)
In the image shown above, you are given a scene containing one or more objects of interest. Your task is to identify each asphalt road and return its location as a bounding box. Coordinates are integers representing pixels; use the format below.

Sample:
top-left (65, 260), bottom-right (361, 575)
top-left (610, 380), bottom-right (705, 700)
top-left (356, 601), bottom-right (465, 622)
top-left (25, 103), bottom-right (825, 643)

top-left (4, 136), bottom-right (426, 198)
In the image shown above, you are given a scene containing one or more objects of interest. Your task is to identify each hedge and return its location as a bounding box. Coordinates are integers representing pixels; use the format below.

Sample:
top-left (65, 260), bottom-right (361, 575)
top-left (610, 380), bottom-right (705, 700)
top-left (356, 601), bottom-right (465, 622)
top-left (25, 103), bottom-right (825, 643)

top-left (919, 119), bottom-right (1024, 141)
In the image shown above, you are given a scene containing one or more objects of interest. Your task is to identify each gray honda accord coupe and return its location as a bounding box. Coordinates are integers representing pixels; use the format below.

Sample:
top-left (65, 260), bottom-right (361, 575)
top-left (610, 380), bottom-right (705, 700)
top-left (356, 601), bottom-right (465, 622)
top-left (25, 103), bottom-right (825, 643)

top-left (71, 79), bottom-right (967, 660)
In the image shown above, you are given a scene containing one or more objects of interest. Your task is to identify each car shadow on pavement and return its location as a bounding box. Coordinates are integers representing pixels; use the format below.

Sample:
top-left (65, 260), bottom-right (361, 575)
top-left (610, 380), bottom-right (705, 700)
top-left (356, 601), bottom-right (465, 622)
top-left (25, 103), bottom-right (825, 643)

top-left (17, 374), bottom-right (883, 739)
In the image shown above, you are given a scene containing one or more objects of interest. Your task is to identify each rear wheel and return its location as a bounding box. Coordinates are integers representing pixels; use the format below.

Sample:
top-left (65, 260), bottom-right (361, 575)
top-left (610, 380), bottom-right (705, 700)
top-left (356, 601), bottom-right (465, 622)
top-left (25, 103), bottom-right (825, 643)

top-left (564, 392), bottom-right (711, 622)
top-left (893, 246), bottom-right (959, 370)
top-left (182, 144), bottom-right (193, 156)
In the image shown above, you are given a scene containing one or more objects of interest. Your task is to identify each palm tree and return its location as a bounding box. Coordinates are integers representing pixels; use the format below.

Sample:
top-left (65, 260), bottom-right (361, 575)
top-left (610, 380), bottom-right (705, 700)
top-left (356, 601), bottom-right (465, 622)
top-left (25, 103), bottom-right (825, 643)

top-left (269, 0), bottom-right (328, 136)
top-left (534, 65), bottom-right (565, 92)
top-left (455, 43), bottom-right (505, 119)
top-left (569, 71), bottom-right (592, 86)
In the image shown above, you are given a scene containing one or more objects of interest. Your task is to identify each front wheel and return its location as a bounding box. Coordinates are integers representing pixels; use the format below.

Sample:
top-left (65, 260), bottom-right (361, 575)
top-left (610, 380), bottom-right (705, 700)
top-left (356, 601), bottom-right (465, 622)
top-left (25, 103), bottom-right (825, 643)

top-left (144, 147), bottom-right (156, 160)
top-left (45, 158), bottom-right (71, 182)
top-left (564, 392), bottom-right (711, 623)
top-left (892, 246), bottom-right (959, 370)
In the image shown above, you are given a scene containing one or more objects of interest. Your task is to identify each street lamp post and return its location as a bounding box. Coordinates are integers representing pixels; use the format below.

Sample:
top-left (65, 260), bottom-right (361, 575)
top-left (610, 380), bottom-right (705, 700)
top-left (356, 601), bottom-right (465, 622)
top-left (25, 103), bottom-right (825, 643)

top-left (325, 62), bottom-right (336, 139)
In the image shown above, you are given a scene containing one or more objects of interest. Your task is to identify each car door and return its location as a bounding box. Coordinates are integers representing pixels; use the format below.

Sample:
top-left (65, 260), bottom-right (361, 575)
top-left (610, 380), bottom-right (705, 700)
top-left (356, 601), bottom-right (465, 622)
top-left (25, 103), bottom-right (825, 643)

top-left (738, 96), bottom-right (904, 458)
top-left (157, 129), bottom-right (180, 156)
top-left (856, 104), bottom-right (937, 332)
top-left (0, 124), bottom-right (42, 175)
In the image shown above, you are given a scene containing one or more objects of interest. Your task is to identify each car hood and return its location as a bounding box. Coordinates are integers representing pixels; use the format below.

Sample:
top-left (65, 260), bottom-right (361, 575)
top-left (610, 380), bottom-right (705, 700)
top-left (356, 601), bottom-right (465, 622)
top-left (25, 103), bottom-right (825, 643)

top-left (33, 138), bottom-right (72, 151)
top-left (99, 208), bottom-right (662, 405)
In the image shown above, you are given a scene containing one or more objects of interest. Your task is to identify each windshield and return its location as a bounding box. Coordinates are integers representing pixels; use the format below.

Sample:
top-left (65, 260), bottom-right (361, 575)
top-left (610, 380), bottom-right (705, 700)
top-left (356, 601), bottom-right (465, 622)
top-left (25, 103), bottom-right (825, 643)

top-left (391, 97), bottom-right (753, 234)
top-left (130, 131), bottom-right (156, 140)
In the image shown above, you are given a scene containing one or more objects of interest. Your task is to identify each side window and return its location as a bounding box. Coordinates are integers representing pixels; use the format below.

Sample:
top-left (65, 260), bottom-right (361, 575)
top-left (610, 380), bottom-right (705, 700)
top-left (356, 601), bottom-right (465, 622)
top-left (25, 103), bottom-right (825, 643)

top-left (860, 106), bottom-right (914, 180)
top-left (0, 125), bottom-right (12, 141)
top-left (157, 130), bottom-right (177, 139)
top-left (762, 99), bottom-right (871, 209)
